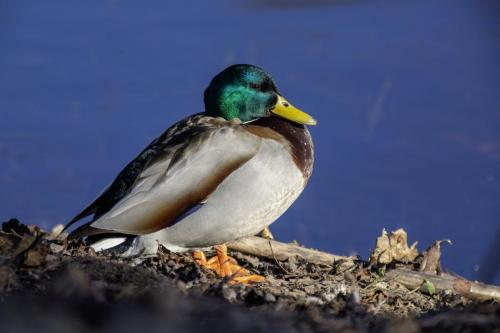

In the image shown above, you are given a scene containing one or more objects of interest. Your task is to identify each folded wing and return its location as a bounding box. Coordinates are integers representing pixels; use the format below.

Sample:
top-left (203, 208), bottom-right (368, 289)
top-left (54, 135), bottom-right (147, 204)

top-left (68, 117), bottom-right (261, 237)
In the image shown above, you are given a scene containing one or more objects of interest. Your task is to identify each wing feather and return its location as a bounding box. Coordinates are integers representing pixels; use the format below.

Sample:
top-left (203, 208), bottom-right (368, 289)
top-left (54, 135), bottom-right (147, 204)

top-left (66, 114), bottom-right (205, 232)
top-left (67, 115), bottom-right (261, 237)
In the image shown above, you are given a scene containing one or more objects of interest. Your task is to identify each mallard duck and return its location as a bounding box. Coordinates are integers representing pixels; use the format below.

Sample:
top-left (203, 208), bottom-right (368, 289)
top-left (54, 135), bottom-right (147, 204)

top-left (66, 64), bottom-right (316, 283)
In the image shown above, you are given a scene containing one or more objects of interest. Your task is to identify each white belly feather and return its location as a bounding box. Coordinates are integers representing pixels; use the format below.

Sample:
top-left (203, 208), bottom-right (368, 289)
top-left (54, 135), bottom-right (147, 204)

top-left (126, 138), bottom-right (305, 254)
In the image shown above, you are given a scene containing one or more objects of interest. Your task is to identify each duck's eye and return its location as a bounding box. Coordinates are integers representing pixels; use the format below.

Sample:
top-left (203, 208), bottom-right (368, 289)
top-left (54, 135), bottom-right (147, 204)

top-left (249, 83), bottom-right (262, 91)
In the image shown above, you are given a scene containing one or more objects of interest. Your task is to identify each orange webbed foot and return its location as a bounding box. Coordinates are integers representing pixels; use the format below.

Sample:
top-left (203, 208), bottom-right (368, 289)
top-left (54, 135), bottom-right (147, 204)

top-left (193, 244), bottom-right (265, 285)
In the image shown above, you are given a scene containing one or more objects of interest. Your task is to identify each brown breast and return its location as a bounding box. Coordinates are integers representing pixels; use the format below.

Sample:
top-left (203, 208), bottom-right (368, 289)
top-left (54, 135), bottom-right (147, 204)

top-left (244, 116), bottom-right (315, 180)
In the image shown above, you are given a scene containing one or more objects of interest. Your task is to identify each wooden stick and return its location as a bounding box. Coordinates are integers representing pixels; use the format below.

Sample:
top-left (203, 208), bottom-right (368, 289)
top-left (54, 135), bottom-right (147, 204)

top-left (228, 236), bottom-right (353, 265)
top-left (228, 236), bottom-right (500, 302)
top-left (385, 268), bottom-right (500, 302)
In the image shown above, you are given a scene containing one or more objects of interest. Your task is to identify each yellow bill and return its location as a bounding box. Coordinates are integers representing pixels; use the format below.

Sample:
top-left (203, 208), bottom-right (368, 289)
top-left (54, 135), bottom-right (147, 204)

top-left (271, 95), bottom-right (317, 126)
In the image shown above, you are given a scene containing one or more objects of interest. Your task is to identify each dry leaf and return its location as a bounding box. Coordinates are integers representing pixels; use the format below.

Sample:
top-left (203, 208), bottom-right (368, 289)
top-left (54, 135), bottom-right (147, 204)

top-left (419, 239), bottom-right (452, 274)
top-left (370, 228), bottom-right (419, 265)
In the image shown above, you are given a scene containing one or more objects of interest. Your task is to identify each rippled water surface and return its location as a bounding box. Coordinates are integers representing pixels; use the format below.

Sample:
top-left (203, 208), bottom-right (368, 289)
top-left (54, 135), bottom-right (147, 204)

top-left (1, 0), bottom-right (499, 282)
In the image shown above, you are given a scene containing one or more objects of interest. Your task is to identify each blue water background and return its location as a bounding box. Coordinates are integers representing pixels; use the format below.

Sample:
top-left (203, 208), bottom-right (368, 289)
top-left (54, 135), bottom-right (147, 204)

top-left (1, 0), bottom-right (499, 283)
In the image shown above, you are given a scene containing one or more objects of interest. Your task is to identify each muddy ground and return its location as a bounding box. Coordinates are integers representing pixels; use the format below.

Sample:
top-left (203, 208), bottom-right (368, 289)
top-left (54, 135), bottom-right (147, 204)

top-left (0, 219), bottom-right (499, 333)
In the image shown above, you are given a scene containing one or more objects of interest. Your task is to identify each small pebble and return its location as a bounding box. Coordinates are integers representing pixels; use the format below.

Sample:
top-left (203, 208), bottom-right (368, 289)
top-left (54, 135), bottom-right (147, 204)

top-left (303, 285), bottom-right (316, 294)
top-left (222, 286), bottom-right (237, 303)
top-left (176, 280), bottom-right (187, 292)
top-left (50, 243), bottom-right (64, 254)
top-left (321, 293), bottom-right (336, 303)
top-left (264, 293), bottom-right (276, 303)
top-left (305, 296), bottom-right (323, 306)
top-left (349, 290), bottom-right (361, 304)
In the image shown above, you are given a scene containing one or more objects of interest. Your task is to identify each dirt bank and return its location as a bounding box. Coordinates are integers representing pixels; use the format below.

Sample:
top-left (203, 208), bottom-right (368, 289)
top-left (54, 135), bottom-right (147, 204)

top-left (0, 219), bottom-right (498, 333)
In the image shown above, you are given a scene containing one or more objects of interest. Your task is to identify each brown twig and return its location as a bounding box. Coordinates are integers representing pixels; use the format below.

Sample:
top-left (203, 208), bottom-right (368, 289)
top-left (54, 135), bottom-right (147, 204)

top-left (267, 239), bottom-right (294, 275)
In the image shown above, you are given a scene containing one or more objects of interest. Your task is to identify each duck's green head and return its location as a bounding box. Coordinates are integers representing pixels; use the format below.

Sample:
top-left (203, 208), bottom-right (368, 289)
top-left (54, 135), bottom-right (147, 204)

top-left (204, 64), bottom-right (316, 125)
